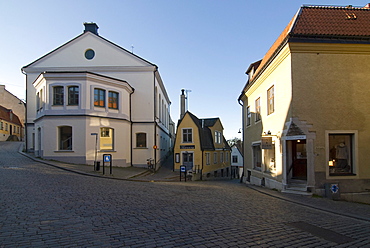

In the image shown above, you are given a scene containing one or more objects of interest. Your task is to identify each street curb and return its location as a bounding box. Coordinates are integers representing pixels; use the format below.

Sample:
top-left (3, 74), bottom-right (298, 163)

top-left (245, 184), bottom-right (370, 222)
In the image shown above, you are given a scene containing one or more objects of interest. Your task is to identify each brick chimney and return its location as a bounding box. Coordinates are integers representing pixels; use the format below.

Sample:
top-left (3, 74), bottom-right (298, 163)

top-left (84, 22), bottom-right (99, 35)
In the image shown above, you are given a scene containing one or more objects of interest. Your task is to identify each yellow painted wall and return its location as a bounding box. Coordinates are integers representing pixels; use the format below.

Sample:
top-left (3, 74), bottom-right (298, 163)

top-left (290, 42), bottom-right (370, 179)
top-left (244, 44), bottom-right (293, 180)
top-left (174, 113), bottom-right (231, 175)
top-left (174, 113), bottom-right (202, 171)
top-left (0, 120), bottom-right (22, 141)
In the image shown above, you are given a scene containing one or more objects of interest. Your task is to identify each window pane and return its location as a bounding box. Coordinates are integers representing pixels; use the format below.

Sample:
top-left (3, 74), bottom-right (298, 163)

top-left (108, 91), bottom-right (118, 109)
top-left (329, 134), bottom-right (353, 175)
top-left (94, 89), bottom-right (105, 107)
top-left (137, 133), bottom-right (147, 147)
top-left (267, 86), bottom-right (274, 115)
top-left (100, 128), bottom-right (113, 150)
top-left (59, 126), bottom-right (72, 150)
top-left (53, 86), bottom-right (64, 105)
top-left (68, 86), bottom-right (79, 105)
top-left (255, 98), bottom-right (261, 121)
top-left (183, 129), bottom-right (192, 143)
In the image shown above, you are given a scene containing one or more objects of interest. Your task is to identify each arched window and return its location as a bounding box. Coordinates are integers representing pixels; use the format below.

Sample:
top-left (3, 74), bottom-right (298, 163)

top-left (59, 126), bottom-right (72, 150)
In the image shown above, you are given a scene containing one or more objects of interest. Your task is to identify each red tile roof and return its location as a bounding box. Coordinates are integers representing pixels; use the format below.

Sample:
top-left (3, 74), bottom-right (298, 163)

top-left (0, 105), bottom-right (22, 126)
top-left (244, 4), bottom-right (370, 89)
top-left (293, 6), bottom-right (370, 37)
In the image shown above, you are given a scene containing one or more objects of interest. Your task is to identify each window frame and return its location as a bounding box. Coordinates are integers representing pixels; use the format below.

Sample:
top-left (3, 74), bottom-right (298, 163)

top-left (327, 131), bottom-right (357, 177)
top-left (68, 86), bottom-right (79, 106)
top-left (53, 86), bottom-right (64, 106)
top-left (100, 127), bottom-right (114, 150)
top-left (94, 88), bottom-right (106, 107)
top-left (252, 142), bottom-right (262, 170)
top-left (108, 91), bottom-right (119, 109)
top-left (136, 133), bottom-right (147, 148)
top-left (255, 97), bottom-right (261, 122)
top-left (182, 128), bottom-right (193, 143)
top-left (59, 126), bottom-right (72, 150)
top-left (246, 106), bottom-right (251, 126)
top-left (267, 85), bottom-right (274, 115)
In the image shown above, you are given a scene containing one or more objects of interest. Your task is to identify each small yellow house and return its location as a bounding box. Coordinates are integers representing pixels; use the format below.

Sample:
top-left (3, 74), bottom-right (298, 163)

top-left (0, 105), bottom-right (23, 141)
top-left (174, 111), bottom-right (231, 180)
top-left (239, 4), bottom-right (370, 202)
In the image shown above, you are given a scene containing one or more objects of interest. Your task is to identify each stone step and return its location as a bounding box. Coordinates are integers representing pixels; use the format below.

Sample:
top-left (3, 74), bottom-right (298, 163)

top-left (282, 189), bottom-right (313, 196)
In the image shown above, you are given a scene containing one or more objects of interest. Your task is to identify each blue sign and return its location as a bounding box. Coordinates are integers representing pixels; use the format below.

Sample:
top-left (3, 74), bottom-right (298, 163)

top-left (103, 155), bottom-right (111, 162)
top-left (331, 184), bottom-right (339, 194)
top-left (180, 166), bottom-right (186, 172)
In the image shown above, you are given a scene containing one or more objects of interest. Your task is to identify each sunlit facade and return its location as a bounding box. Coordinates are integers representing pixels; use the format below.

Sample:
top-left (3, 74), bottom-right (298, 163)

top-left (239, 5), bottom-right (370, 199)
top-left (22, 23), bottom-right (173, 167)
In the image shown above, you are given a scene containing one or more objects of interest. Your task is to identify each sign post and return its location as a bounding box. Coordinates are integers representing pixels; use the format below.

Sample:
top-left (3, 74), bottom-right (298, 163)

top-left (180, 165), bottom-right (186, 182)
top-left (103, 154), bottom-right (112, 175)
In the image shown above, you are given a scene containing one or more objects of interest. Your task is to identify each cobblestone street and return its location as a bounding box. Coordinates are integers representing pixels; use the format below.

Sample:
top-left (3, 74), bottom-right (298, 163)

top-left (1, 142), bottom-right (369, 247)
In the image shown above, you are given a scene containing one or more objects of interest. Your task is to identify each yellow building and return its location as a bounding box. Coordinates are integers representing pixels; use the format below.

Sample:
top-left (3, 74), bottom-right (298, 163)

top-left (0, 105), bottom-right (23, 141)
top-left (174, 111), bottom-right (231, 180)
top-left (239, 4), bottom-right (370, 202)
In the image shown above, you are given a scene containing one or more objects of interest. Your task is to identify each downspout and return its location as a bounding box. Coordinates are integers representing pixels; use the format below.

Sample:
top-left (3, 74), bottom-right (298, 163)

top-left (238, 94), bottom-right (245, 181)
top-left (21, 68), bottom-right (27, 152)
top-left (129, 89), bottom-right (134, 166)
top-left (153, 67), bottom-right (158, 169)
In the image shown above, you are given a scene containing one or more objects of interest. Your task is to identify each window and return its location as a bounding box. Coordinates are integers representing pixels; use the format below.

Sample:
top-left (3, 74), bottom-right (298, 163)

top-left (0, 121), bottom-right (3, 130)
top-left (68, 86), bottom-right (79, 105)
top-left (252, 143), bottom-right (262, 170)
top-left (226, 152), bottom-right (229, 162)
top-left (59, 126), bottom-right (72, 150)
top-left (246, 106), bottom-right (251, 126)
top-left (220, 152), bottom-right (224, 163)
top-left (94, 88), bottom-right (105, 107)
top-left (264, 144), bottom-right (275, 172)
top-left (53, 86), bottom-right (64, 105)
top-left (100, 127), bottom-right (113, 150)
top-left (5, 123), bottom-right (8, 131)
top-left (214, 152), bottom-right (218, 164)
top-left (136, 133), bottom-right (147, 148)
top-left (182, 128), bottom-right (192, 143)
top-left (328, 133), bottom-right (354, 176)
top-left (267, 86), bottom-right (274, 115)
top-left (255, 98), bottom-right (261, 122)
top-left (215, 131), bottom-right (222, 144)
top-left (36, 92), bottom-right (40, 110)
top-left (206, 153), bottom-right (210, 165)
top-left (232, 155), bottom-right (238, 163)
top-left (108, 91), bottom-right (119, 109)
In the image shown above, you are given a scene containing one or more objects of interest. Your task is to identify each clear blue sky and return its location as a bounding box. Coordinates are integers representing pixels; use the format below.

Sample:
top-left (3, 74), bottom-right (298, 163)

top-left (0, 0), bottom-right (358, 140)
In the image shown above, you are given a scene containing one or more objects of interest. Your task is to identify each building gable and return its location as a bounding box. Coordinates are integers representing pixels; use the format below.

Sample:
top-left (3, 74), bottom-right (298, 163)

top-left (23, 31), bottom-right (155, 72)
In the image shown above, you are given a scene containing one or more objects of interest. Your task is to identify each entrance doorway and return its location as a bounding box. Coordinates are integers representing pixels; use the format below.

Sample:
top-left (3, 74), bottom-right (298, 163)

top-left (288, 140), bottom-right (307, 180)
top-left (182, 152), bottom-right (193, 171)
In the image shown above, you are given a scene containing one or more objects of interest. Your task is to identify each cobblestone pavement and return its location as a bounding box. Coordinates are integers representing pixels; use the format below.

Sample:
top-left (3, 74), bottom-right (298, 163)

top-left (1, 142), bottom-right (370, 247)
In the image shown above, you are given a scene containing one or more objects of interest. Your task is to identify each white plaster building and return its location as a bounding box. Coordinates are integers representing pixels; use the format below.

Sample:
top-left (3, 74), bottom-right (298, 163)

top-left (231, 143), bottom-right (243, 178)
top-left (22, 23), bottom-right (173, 168)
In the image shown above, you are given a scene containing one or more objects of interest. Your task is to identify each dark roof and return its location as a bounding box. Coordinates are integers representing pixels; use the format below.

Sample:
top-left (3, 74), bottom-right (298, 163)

top-left (179, 111), bottom-right (230, 151)
top-left (242, 4), bottom-right (370, 92)
top-left (0, 105), bottom-right (22, 126)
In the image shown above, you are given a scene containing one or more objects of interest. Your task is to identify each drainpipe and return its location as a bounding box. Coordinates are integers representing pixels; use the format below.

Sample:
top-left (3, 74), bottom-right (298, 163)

top-left (129, 89), bottom-right (134, 166)
top-left (21, 68), bottom-right (27, 152)
top-left (153, 67), bottom-right (158, 169)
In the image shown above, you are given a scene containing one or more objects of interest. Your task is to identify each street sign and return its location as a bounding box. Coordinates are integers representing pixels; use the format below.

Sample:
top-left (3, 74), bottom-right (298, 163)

top-left (103, 154), bottom-right (111, 162)
top-left (331, 184), bottom-right (339, 194)
top-left (180, 166), bottom-right (186, 172)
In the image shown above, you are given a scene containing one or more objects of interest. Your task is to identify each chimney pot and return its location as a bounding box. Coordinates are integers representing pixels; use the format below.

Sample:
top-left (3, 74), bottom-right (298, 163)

top-left (84, 22), bottom-right (99, 35)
